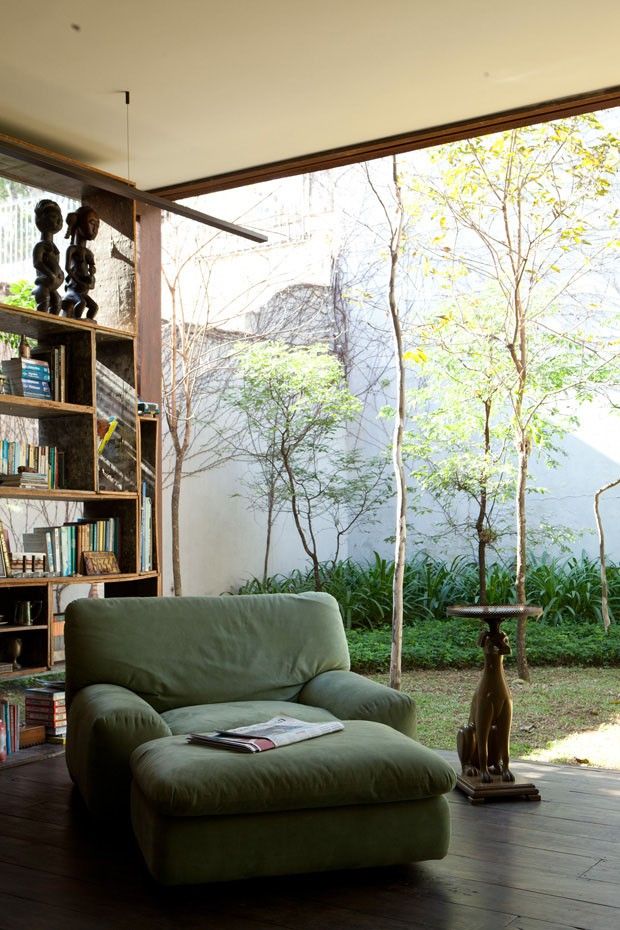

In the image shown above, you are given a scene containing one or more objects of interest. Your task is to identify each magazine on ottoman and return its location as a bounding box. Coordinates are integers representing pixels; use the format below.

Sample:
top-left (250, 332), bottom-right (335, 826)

top-left (186, 715), bottom-right (344, 753)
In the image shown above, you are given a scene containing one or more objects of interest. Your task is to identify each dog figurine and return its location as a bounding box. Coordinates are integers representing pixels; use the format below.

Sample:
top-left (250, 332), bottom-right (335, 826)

top-left (457, 627), bottom-right (515, 784)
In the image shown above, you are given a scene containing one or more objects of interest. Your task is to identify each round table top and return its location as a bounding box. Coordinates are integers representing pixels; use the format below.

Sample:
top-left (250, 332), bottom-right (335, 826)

top-left (446, 604), bottom-right (543, 620)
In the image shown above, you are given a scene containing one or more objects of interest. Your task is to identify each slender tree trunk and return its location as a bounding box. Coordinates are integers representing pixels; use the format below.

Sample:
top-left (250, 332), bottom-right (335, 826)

top-left (594, 478), bottom-right (620, 631)
top-left (512, 294), bottom-right (531, 681)
top-left (388, 157), bottom-right (406, 691)
top-left (263, 483), bottom-right (275, 584)
top-left (476, 399), bottom-right (491, 606)
top-left (171, 455), bottom-right (184, 595)
top-left (515, 426), bottom-right (530, 678)
top-left (281, 442), bottom-right (322, 591)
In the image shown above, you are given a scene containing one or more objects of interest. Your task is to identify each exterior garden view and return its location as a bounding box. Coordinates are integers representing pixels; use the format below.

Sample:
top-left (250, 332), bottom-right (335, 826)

top-left (1, 110), bottom-right (619, 768)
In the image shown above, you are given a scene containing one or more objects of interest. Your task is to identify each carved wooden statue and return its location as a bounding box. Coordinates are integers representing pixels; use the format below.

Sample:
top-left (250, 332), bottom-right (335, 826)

top-left (32, 199), bottom-right (64, 314)
top-left (62, 205), bottom-right (100, 320)
top-left (457, 626), bottom-right (515, 784)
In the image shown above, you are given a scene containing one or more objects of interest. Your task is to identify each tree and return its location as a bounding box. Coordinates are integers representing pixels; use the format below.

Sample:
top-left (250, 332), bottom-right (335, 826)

top-left (426, 114), bottom-right (620, 679)
top-left (231, 341), bottom-right (389, 590)
top-left (406, 299), bottom-right (515, 603)
top-left (162, 228), bottom-right (245, 595)
top-left (593, 476), bottom-right (620, 631)
top-left (360, 157), bottom-right (410, 690)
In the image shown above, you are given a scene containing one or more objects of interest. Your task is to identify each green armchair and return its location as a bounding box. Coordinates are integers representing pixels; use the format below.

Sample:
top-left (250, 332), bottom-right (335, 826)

top-left (65, 592), bottom-right (455, 883)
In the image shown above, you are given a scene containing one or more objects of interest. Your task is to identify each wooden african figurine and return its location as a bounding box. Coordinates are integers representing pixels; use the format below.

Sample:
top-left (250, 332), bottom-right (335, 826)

top-left (62, 205), bottom-right (100, 320)
top-left (32, 199), bottom-right (64, 314)
top-left (457, 624), bottom-right (515, 784)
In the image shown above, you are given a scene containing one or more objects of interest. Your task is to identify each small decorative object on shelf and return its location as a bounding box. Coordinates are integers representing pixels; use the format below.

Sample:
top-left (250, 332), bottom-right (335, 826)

top-left (62, 205), bottom-right (100, 320)
top-left (18, 334), bottom-right (31, 358)
top-left (32, 199), bottom-right (64, 314)
top-left (6, 637), bottom-right (22, 671)
top-left (447, 604), bottom-right (543, 804)
top-left (83, 550), bottom-right (120, 575)
top-left (138, 400), bottom-right (160, 416)
top-left (97, 415), bottom-right (118, 454)
top-left (13, 600), bottom-right (43, 626)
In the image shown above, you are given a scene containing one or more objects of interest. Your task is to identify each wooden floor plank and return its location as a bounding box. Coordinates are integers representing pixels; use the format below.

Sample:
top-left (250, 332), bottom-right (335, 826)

top-left (0, 753), bottom-right (618, 929)
top-left (449, 815), bottom-right (620, 861)
top-left (580, 859), bottom-right (620, 884)
top-left (504, 919), bottom-right (591, 930)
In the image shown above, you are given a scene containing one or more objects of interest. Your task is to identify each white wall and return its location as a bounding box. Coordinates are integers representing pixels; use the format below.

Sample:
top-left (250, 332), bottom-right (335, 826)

top-left (161, 156), bottom-right (620, 595)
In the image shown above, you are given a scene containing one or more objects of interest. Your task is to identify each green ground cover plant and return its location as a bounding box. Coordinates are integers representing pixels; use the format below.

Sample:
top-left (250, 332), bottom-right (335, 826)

top-left (346, 620), bottom-right (620, 672)
top-left (236, 552), bottom-right (620, 629)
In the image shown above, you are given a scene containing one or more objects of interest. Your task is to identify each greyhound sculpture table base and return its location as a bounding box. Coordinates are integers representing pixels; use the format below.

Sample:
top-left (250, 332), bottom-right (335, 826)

top-left (447, 605), bottom-right (542, 805)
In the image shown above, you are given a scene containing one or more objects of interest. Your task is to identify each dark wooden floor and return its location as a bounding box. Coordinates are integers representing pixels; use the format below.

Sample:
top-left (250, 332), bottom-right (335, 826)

top-left (0, 751), bottom-right (618, 930)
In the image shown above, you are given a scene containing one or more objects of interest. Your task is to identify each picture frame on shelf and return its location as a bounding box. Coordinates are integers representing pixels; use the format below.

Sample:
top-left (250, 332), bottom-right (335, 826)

top-left (83, 551), bottom-right (120, 576)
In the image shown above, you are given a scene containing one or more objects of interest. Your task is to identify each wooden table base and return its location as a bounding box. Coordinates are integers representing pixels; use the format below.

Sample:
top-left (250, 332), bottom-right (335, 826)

top-left (456, 772), bottom-right (541, 804)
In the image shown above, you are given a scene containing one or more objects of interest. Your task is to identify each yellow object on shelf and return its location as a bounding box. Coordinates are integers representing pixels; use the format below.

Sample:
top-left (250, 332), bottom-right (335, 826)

top-left (97, 417), bottom-right (118, 455)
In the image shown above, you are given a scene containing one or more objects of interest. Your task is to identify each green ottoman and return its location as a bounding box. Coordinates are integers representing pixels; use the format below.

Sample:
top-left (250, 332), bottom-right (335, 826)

top-left (130, 720), bottom-right (456, 885)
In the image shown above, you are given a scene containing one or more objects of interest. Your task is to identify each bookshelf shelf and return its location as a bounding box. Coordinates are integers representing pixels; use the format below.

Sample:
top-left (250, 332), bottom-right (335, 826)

top-left (0, 624), bottom-right (47, 632)
top-left (0, 395), bottom-right (95, 419)
top-left (0, 302), bottom-right (134, 341)
top-left (0, 666), bottom-right (48, 681)
top-left (0, 488), bottom-right (138, 501)
top-left (0, 571), bottom-right (158, 589)
top-left (0, 150), bottom-right (162, 682)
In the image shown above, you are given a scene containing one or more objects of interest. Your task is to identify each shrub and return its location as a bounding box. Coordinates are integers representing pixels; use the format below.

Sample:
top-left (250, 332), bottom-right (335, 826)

top-left (347, 619), bottom-right (620, 672)
top-left (235, 552), bottom-right (618, 629)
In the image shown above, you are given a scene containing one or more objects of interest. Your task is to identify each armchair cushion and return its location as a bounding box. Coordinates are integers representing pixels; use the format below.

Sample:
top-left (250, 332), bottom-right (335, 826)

top-left (161, 699), bottom-right (339, 735)
top-left (130, 721), bottom-right (455, 818)
top-left (299, 669), bottom-right (416, 737)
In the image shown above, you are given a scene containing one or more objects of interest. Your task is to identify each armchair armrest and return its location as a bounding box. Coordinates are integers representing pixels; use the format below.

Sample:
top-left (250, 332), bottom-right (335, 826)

top-left (66, 684), bottom-right (171, 819)
top-left (298, 670), bottom-right (416, 737)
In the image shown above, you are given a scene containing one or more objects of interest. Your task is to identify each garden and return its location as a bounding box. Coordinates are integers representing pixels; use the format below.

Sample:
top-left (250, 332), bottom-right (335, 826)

top-left (236, 554), bottom-right (620, 768)
top-left (157, 112), bottom-right (620, 770)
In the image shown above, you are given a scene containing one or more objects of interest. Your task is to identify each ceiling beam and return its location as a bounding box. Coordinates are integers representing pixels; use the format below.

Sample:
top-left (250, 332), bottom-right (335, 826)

top-left (0, 132), bottom-right (267, 243)
top-left (151, 84), bottom-right (620, 199)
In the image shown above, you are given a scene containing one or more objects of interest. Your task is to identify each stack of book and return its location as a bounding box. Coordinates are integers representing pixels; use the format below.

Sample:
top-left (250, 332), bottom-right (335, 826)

top-left (24, 685), bottom-right (66, 741)
top-left (0, 441), bottom-right (63, 488)
top-left (2, 357), bottom-right (51, 399)
top-left (1, 699), bottom-right (21, 754)
top-left (1, 471), bottom-right (49, 491)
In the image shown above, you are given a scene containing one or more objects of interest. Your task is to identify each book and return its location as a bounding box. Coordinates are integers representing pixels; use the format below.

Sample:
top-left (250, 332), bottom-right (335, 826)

top-left (31, 345), bottom-right (66, 402)
top-left (1, 700), bottom-right (20, 753)
top-left (7, 377), bottom-right (52, 398)
top-left (52, 613), bottom-right (65, 663)
top-left (2, 358), bottom-right (50, 382)
top-left (186, 716), bottom-right (344, 754)
top-left (0, 521), bottom-right (11, 577)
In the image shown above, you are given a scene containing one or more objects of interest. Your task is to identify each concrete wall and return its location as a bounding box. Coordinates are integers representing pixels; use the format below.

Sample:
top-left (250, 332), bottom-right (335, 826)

top-left (161, 161), bottom-right (620, 596)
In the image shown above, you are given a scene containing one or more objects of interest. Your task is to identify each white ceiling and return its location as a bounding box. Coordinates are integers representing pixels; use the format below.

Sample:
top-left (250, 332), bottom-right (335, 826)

top-left (1, 0), bottom-right (619, 191)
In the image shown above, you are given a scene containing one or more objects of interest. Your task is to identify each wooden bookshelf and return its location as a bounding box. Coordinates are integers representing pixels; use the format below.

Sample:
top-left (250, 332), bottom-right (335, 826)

top-left (0, 151), bottom-right (162, 680)
top-left (0, 396), bottom-right (94, 419)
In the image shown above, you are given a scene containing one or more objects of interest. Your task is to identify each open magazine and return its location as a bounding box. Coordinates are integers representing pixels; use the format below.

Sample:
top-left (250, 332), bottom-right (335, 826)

top-left (186, 715), bottom-right (344, 753)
